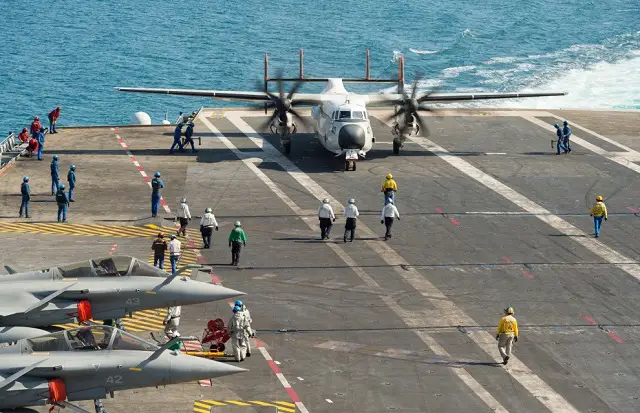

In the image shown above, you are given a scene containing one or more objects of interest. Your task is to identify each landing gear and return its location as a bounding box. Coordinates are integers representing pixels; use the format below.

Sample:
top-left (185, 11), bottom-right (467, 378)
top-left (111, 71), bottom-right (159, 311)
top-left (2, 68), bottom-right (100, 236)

top-left (283, 141), bottom-right (291, 155)
top-left (393, 139), bottom-right (401, 155)
top-left (345, 160), bottom-right (356, 171)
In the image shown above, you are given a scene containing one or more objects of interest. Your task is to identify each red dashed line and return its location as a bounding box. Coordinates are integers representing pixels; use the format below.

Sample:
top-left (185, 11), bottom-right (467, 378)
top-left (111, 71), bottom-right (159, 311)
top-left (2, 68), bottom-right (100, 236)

top-left (108, 243), bottom-right (118, 256)
top-left (521, 270), bottom-right (535, 279)
top-left (580, 314), bottom-right (623, 343)
top-left (435, 208), bottom-right (460, 226)
top-left (501, 256), bottom-right (513, 264)
top-left (628, 207), bottom-right (639, 215)
top-left (501, 256), bottom-right (534, 279)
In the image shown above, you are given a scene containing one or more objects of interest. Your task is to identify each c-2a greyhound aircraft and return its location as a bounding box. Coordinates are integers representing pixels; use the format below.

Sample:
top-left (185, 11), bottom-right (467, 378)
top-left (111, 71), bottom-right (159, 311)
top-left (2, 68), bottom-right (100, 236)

top-left (117, 50), bottom-right (567, 171)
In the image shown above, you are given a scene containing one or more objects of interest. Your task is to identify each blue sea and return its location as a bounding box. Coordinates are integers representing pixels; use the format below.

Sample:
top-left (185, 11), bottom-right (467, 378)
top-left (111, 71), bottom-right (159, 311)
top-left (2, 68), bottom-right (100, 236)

top-left (1, 0), bottom-right (638, 134)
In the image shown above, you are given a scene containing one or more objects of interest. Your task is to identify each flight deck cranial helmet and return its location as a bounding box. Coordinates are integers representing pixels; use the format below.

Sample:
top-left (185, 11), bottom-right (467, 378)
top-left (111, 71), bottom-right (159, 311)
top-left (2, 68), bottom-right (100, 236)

top-left (233, 305), bottom-right (240, 313)
top-left (596, 195), bottom-right (603, 201)
top-left (23, 176), bottom-right (29, 182)
top-left (563, 120), bottom-right (568, 125)
top-left (53, 155), bottom-right (58, 160)
top-left (504, 306), bottom-right (514, 315)
top-left (234, 221), bottom-right (241, 227)
top-left (235, 300), bottom-right (243, 307)
top-left (70, 164), bottom-right (75, 170)
top-left (386, 173), bottom-right (393, 179)
top-left (322, 198), bottom-right (329, 204)
top-left (205, 207), bottom-right (212, 213)
top-left (348, 198), bottom-right (355, 204)
top-left (554, 123), bottom-right (559, 128)
top-left (154, 172), bottom-right (161, 178)
top-left (59, 183), bottom-right (65, 189)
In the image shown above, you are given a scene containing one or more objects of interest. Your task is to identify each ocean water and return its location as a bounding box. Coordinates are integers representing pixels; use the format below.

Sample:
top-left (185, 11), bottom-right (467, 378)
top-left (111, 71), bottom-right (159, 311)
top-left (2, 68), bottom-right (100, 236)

top-left (0, 0), bottom-right (638, 134)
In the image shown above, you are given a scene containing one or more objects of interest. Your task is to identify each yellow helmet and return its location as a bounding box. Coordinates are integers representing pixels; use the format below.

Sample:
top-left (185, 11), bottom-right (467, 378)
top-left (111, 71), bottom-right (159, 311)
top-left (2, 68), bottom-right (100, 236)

top-left (596, 195), bottom-right (603, 201)
top-left (504, 307), bottom-right (514, 315)
top-left (386, 173), bottom-right (393, 179)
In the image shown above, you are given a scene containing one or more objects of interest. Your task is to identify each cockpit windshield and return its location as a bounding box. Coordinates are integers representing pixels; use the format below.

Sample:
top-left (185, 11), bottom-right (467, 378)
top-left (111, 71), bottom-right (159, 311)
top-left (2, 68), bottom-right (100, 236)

top-left (54, 256), bottom-right (166, 278)
top-left (336, 110), bottom-right (368, 122)
top-left (26, 326), bottom-right (158, 353)
top-left (339, 111), bottom-right (351, 119)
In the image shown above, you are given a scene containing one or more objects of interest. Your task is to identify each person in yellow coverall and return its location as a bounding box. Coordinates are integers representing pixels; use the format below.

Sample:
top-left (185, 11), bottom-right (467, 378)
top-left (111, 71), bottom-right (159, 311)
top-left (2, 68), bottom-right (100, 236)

top-left (496, 306), bottom-right (519, 365)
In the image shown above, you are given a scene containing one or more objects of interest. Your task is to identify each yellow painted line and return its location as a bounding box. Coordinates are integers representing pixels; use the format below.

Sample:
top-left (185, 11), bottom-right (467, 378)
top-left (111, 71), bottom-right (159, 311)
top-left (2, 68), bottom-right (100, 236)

top-left (28, 223), bottom-right (71, 235)
top-left (86, 224), bottom-right (136, 237)
top-left (121, 320), bottom-right (163, 331)
top-left (193, 408), bottom-right (210, 413)
top-left (135, 309), bottom-right (168, 317)
top-left (250, 401), bottom-right (295, 411)
top-left (273, 401), bottom-right (296, 408)
top-left (200, 400), bottom-right (227, 405)
top-left (145, 224), bottom-right (161, 230)
top-left (122, 326), bottom-right (143, 332)
top-left (120, 226), bottom-right (159, 237)
top-left (123, 317), bottom-right (165, 327)
top-left (129, 367), bottom-right (142, 371)
top-left (225, 401), bottom-right (251, 406)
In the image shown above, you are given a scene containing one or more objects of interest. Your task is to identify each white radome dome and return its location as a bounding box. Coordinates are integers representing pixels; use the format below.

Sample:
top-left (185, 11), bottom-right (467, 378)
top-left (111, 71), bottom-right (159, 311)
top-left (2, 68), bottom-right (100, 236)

top-left (131, 112), bottom-right (151, 125)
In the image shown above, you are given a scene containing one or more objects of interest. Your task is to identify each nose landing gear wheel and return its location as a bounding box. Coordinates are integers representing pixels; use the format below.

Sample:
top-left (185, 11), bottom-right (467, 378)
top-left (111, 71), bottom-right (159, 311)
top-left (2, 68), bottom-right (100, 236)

top-left (345, 160), bottom-right (356, 171)
top-left (283, 141), bottom-right (291, 155)
top-left (393, 140), bottom-right (401, 155)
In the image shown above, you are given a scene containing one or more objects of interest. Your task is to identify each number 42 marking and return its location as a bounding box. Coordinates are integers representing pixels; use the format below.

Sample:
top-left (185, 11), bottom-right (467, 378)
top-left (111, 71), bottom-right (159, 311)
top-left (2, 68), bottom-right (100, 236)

top-left (106, 375), bottom-right (123, 385)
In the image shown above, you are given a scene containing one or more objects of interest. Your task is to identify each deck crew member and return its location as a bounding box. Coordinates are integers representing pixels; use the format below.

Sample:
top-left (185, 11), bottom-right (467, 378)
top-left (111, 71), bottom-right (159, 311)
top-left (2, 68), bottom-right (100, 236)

top-left (183, 122), bottom-right (197, 153)
top-left (343, 198), bottom-right (360, 243)
top-left (228, 221), bottom-right (247, 266)
top-left (381, 173), bottom-right (398, 205)
top-left (381, 199), bottom-right (400, 241)
top-left (200, 207), bottom-right (219, 249)
top-left (30, 116), bottom-right (41, 137)
top-left (27, 136), bottom-right (38, 157)
top-left (48, 106), bottom-right (61, 134)
top-left (318, 198), bottom-right (336, 240)
top-left (67, 164), bottom-right (76, 202)
top-left (169, 122), bottom-right (184, 154)
top-left (228, 305), bottom-right (250, 362)
top-left (151, 172), bottom-right (164, 217)
top-left (163, 305), bottom-right (181, 338)
top-left (56, 183), bottom-right (69, 223)
top-left (18, 127), bottom-right (29, 143)
top-left (590, 195), bottom-right (608, 238)
top-left (35, 128), bottom-right (45, 160)
top-left (562, 120), bottom-right (572, 153)
top-left (167, 234), bottom-right (181, 275)
top-left (496, 306), bottom-right (518, 365)
top-left (50, 155), bottom-right (60, 195)
top-left (176, 198), bottom-right (191, 237)
top-left (151, 232), bottom-right (167, 269)
top-left (554, 123), bottom-right (567, 154)
top-left (19, 177), bottom-right (31, 218)
top-left (235, 300), bottom-right (254, 356)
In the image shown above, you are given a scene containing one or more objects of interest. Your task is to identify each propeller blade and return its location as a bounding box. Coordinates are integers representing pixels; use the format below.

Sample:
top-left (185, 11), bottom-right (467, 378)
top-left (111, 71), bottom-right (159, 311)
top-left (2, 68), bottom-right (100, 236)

top-left (261, 110), bottom-right (279, 131)
top-left (289, 108), bottom-right (310, 129)
top-left (414, 112), bottom-right (428, 137)
top-left (383, 106), bottom-right (405, 122)
top-left (287, 79), bottom-right (304, 100)
top-left (275, 69), bottom-right (285, 99)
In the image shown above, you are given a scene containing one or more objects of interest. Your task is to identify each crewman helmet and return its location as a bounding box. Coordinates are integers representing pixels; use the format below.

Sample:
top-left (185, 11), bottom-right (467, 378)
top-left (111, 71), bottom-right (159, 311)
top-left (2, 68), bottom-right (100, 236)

top-left (234, 221), bottom-right (241, 227)
top-left (322, 198), bottom-right (329, 204)
top-left (233, 305), bottom-right (240, 313)
top-left (348, 198), bottom-right (355, 204)
top-left (181, 198), bottom-right (186, 203)
top-left (22, 127), bottom-right (27, 132)
top-left (154, 172), bottom-right (161, 177)
top-left (70, 164), bottom-right (75, 170)
top-left (157, 232), bottom-right (164, 238)
top-left (235, 300), bottom-right (243, 307)
top-left (386, 173), bottom-right (393, 179)
top-left (34, 116), bottom-right (39, 120)
top-left (504, 306), bottom-right (514, 315)
top-left (56, 106), bottom-right (61, 110)
top-left (553, 123), bottom-right (559, 128)
top-left (596, 195), bottom-right (603, 201)
top-left (170, 234), bottom-right (176, 239)
top-left (23, 176), bottom-right (29, 182)
top-left (563, 120), bottom-right (568, 125)
top-left (205, 207), bottom-right (212, 213)
top-left (53, 155), bottom-right (58, 160)
top-left (59, 183), bottom-right (65, 189)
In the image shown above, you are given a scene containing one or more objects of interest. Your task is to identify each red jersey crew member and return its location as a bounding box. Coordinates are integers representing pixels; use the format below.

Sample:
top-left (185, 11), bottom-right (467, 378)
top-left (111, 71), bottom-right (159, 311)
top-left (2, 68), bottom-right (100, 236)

top-left (48, 106), bottom-right (61, 134)
top-left (30, 116), bottom-right (41, 137)
top-left (18, 127), bottom-right (30, 143)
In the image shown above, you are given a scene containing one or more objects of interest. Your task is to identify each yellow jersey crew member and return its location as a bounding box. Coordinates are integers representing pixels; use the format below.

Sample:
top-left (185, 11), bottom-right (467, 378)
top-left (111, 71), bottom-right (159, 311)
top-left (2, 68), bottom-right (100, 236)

top-left (496, 306), bottom-right (519, 365)
top-left (590, 195), bottom-right (608, 238)
top-left (381, 173), bottom-right (397, 206)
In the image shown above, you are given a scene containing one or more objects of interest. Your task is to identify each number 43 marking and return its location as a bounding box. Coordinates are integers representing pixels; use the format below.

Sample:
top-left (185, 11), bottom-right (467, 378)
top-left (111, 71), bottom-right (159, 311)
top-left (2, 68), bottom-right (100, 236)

top-left (106, 375), bottom-right (123, 385)
top-left (125, 298), bottom-right (140, 306)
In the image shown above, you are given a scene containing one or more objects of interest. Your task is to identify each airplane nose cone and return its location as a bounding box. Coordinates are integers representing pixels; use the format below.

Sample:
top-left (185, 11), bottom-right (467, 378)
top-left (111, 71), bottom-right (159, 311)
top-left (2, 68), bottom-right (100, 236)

top-left (177, 279), bottom-right (245, 305)
top-left (338, 124), bottom-right (366, 149)
top-left (170, 354), bottom-right (246, 384)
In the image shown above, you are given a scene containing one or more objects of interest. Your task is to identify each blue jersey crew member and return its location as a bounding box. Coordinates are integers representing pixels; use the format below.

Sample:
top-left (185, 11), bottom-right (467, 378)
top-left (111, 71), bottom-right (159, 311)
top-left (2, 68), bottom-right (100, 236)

top-left (67, 164), bottom-right (76, 202)
top-left (50, 155), bottom-right (60, 194)
top-left (19, 177), bottom-right (31, 218)
top-left (56, 183), bottom-right (69, 223)
top-left (151, 172), bottom-right (164, 217)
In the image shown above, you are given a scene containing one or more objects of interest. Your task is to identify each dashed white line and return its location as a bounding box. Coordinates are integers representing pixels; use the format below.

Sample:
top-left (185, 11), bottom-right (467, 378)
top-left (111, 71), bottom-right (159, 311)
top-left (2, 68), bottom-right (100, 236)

top-left (326, 399), bottom-right (333, 404)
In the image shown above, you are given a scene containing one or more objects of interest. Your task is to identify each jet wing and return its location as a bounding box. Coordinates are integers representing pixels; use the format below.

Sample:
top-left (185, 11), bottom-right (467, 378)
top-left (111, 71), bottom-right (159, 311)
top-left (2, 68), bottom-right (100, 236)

top-left (0, 359), bottom-right (48, 390)
top-left (115, 87), bottom-right (323, 106)
top-left (365, 91), bottom-right (567, 105)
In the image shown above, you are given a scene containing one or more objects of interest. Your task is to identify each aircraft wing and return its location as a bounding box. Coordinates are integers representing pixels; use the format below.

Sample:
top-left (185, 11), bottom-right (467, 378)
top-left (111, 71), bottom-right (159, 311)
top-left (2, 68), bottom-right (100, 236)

top-left (364, 91), bottom-right (567, 105)
top-left (115, 87), bottom-right (323, 105)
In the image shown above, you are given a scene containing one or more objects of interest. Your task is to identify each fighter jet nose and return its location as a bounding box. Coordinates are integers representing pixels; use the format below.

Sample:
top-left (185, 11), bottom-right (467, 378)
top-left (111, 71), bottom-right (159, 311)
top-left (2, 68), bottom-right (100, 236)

top-left (170, 354), bottom-right (246, 384)
top-left (176, 280), bottom-right (245, 305)
top-left (338, 124), bottom-right (366, 149)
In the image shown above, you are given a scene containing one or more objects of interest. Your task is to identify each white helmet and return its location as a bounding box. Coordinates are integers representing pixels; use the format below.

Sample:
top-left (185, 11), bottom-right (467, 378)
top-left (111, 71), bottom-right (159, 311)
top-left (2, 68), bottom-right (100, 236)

top-left (205, 207), bottom-right (212, 213)
top-left (348, 198), bottom-right (355, 204)
top-left (234, 221), bottom-right (241, 227)
top-left (181, 198), bottom-right (187, 203)
top-left (322, 198), bottom-right (329, 204)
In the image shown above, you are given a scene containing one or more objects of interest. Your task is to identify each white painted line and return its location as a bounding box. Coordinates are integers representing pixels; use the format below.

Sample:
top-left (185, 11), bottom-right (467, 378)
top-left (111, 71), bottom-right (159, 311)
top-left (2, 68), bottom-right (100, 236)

top-left (297, 377), bottom-right (304, 381)
top-left (464, 211), bottom-right (530, 215)
top-left (485, 152), bottom-right (507, 155)
top-left (275, 373), bottom-right (291, 388)
top-left (202, 114), bottom-right (511, 413)
top-left (274, 360), bottom-right (281, 365)
top-left (326, 399), bottom-right (333, 404)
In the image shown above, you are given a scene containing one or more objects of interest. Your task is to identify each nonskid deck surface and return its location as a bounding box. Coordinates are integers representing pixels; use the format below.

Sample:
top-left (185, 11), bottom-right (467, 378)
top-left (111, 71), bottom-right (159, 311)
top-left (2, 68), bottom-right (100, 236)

top-left (0, 108), bottom-right (639, 413)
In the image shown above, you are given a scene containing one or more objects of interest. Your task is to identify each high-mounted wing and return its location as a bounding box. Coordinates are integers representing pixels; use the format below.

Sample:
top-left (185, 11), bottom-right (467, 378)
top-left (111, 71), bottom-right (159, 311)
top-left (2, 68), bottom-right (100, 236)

top-left (365, 91), bottom-right (567, 105)
top-left (115, 87), bottom-right (323, 105)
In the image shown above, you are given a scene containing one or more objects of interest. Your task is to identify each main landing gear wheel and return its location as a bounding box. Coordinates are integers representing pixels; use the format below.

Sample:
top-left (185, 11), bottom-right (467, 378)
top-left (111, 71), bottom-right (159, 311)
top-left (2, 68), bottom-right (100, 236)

top-left (393, 140), bottom-right (401, 155)
top-left (345, 160), bottom-right (356, 171)
top-left (283, 141), bottom-right (291, 155)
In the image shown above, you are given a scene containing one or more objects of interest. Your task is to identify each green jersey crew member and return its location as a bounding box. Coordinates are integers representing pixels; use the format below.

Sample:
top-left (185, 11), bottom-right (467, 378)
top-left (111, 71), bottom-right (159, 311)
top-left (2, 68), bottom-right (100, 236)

top-left (228, 221), bottom-right (247, 266)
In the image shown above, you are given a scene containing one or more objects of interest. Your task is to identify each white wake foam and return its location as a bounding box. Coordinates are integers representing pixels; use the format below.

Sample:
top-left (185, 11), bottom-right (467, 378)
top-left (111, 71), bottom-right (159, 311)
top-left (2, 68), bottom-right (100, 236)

top-left (409, 48), bottom-right (439, 55)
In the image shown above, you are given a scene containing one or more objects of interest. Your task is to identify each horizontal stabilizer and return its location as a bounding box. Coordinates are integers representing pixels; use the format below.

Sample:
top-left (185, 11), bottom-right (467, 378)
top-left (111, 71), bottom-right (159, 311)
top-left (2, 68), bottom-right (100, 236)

top-left (25, 282), bottom-right (78, 313)
top-left (0, 358), bottom-right (48, 390)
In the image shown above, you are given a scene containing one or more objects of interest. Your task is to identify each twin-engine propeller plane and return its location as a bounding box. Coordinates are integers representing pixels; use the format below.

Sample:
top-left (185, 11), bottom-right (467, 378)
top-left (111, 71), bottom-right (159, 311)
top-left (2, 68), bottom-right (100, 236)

top-left (117, 49), bottom-right (567, 171)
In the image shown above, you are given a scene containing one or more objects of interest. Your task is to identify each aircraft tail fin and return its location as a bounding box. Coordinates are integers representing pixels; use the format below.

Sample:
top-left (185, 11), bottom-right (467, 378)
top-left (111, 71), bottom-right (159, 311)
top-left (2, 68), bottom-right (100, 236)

top-left (3, 265), bottom-right (17, 275)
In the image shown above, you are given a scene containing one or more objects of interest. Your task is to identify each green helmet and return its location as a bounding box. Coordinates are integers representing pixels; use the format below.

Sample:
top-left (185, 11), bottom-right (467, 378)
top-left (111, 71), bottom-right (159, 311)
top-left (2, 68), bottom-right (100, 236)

top-left (504, 307), bottom-right (514, 315)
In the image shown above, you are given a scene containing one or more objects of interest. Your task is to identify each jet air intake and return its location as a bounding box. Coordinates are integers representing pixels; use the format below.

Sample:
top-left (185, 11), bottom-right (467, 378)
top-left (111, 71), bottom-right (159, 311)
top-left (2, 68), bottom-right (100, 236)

top-left (338, 124), bottom-right (366, 149)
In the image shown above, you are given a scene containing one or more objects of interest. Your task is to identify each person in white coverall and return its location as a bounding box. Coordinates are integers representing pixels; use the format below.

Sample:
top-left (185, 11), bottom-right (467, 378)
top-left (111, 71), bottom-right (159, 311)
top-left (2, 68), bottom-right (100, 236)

top-left (228, 305), bottom-right (250, 361)
top-left (380, 199), bottom-right (400, 241)
top-left (163, 305), bottom-right (181, 338)
top-left (317, 198), bottom-right (336, 240)
top-left (235, 299), bottom-right (253, 356)
top-left (176, 198), bottom-right (191, 237)
top-left (200, 207), bottom-right (219, 249)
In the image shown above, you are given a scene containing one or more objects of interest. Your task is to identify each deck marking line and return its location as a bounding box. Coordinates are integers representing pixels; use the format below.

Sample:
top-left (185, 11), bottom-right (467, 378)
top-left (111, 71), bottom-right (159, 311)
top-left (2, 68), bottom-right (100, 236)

top-left (112, 131), bottom-right (171, 214)
top-left (223, 113), bottom-right (586, 413)
top-left (203, 114), bottom-right (509, 413)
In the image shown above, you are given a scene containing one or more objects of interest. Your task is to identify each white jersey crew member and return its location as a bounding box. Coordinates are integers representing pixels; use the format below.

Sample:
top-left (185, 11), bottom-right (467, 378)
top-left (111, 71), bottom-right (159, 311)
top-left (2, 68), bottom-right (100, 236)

top-left (200, 207), bottom-right (219, 249)
top-left (164, 305), bottom-right (182, 338)
top-left (343, 198), bottom-right (360, 243)
top-left (317, 198), bottom-right (336, 240)
top-left (381, 200), bottom-right (400, 241)
top-left (176, 198), bottom-right (191, 237)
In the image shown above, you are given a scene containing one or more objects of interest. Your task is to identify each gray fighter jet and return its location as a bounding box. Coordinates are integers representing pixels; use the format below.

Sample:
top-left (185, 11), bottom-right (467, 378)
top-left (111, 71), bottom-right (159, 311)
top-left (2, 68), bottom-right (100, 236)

top-left (0, 325), bottom-right (245, 412)
top-left (0, 256), bottom-right (243, 338)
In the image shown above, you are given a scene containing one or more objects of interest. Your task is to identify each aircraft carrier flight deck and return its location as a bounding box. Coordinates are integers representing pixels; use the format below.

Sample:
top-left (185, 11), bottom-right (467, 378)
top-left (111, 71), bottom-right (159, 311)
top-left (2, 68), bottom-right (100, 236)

top-left (1, 108), bottom-right (640, 413)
